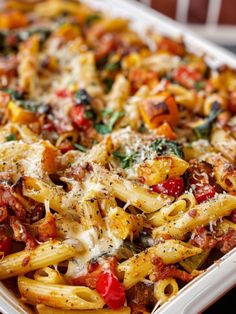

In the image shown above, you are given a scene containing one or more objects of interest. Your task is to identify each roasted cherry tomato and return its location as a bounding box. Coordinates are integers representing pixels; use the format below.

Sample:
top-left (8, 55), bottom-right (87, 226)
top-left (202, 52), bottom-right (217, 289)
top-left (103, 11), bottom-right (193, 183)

top-left (96, 271), bottom-right (125, 310)
top-left (194, 184), bottom-right (216, 203)
top-left (70, 105), bottom-right (92, 130)
top-left (172, 65), bottom-right (202, 89)
top-left (0, 231), bottom-right (12, 256)
top-left (152, 177), bottom-right (184, 197)
top-left (157, 37), bottom-right (185, 56)
top-left (55, 88), bottom-right (69, 98)
top-left (59, 142), bottom-right (74, 154)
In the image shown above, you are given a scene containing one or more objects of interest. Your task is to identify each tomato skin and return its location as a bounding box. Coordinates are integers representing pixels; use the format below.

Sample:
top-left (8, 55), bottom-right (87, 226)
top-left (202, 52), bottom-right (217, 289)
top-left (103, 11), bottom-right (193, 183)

top-left (152, 177), bottom-right (184, 197)
top-left (96, 271), bottom-right (125, 310)
top-left (173, 66), bottom-right (202, 89)
top-left (157, 37), bottom-right (185, 56)
top-left (194, 185), bottom-right (216, 203)
top-left (55, 88), bottom-right (69, 98)
top-left (0, 232), bottom-right (12, 256)
top-left (59, 142), bottom-right (74, 154)
top-left (228, 91), bottom-right (236, 114)
top-left (70, 105), bottom-right (92, 130)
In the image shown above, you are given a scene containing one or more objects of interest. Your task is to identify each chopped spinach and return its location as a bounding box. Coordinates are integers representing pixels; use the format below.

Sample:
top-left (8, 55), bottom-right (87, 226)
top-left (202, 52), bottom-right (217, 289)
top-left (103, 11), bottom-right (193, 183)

top-left (19, 100), bottom-right (50, 114)
top-left (18, 28), bottom-right (51, 43)
top-left (138, 122), bottom-right (147, 133)
top-left (103, 78), bottom-right (114, 93)
top-left (113, 149), bottom-right (136, 169)
top-left (74, 89), bottom-right (91, 106)
top-left (4, 89), bottom-right (25, 100)
top-left (74, 143), bottom-right (87, 152)
top-left (96, 110), bottom-right (124, 134)
top-left (95, 124), bottom-right (110, 135)
top-left (5, 134), bottom-right (16, 142)
top-left (108, 111), bottom-right (124, 131)
top-left (84, 110), bottom-right (95, 120)
top-left (102, 108), bottom-right (113, 118)
top-left (193, 101), bottom-right (220, 139)
top-left (104, 61), bottom-right (121, 72)
top-left (85, 14), bottom-right (101, 27)
top-left (151, 138), bottom-right (184, 158)
top-left (194, 81), bottom-right (205, 92)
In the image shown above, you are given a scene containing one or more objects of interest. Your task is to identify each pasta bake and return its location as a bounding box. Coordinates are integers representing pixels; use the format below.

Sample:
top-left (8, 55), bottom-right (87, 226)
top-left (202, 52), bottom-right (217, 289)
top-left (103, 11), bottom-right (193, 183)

top-left (0, 1), bottom-right (236, 313)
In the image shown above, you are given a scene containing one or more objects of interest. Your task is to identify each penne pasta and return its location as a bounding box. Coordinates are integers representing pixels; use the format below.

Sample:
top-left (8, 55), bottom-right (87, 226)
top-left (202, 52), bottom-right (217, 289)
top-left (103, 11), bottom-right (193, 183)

top-left (153, 194), bottom-right (236, 239)
top-left (18, 276), bottom-right (105, 309)
top-left (154, 278), bottom-right (179, 304)
top-left (1, 1), bottom-right (236, 312)
top-left (0, 241), bottom-right (79, 280)
top-left (22, 177), bottom-right (66, 213)
top-left (93, 164), bottom-right (173, 213)
top-left (118, 240), bottom-right (201, 289)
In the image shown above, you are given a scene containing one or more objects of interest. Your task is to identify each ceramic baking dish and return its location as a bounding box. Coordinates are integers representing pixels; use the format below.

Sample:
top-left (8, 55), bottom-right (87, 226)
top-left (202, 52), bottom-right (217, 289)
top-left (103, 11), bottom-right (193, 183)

top-left (0, 1), bottom-right (236, 313)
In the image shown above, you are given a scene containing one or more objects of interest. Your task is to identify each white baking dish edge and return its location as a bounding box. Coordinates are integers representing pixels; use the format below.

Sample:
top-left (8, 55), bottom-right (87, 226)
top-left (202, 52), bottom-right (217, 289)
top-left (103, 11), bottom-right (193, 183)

top-left (0, 1), bottom-right (236, 313)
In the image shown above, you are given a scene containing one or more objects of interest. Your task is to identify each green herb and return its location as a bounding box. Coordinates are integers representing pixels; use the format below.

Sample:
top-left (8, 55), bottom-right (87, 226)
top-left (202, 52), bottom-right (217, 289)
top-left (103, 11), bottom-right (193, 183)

top-left (103, 78), bottom-right (114, 93)
top-left (74, 89), bottom-right (91, 106)
top-left (138, 123), bottom-right (147, 133)
top-left (151, 138), bottom-right (184, 158)
top-left (96, 110), bottom-right (124, 134)
top-left (74, 143), bottom-right (87, 152)
top-left (102, 108), bottom-right (113, 118)
top-left (4, 89), bottom-right (24, 100)
top-left (108, 111), bottom-right (124, 131)
top-left (113, 149), bottom-right (136, 169)
top-left (194, 81), bottom-right (205, 92)
top-left (85, 110), bottom-right (95, 119)
top-left (18, 28), bottom-right (51, 43)
top-left (193, 102), bottom-right (220, 139)
top-left (95, 124), bottom-right (110, 135)
top-left (85, 14), bottom-right (101, 26)
top-left (104, 61), bottom-right (121, 72)
top-left (5, 134), bottom-right (16, 142)
top-left (19, 100), bottom-right (50, 114)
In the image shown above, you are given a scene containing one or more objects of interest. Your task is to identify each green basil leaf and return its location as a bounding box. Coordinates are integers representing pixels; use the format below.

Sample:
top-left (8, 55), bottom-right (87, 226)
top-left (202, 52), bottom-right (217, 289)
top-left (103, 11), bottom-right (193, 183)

top-left (73, 143), bottom-right (87, 152)
top-left (95, 124), bottom-right (110, 134)
top-left (113, 149), bottom-right (136, 169)
top-left (5, 134), bottom-right (16, 142)
top-left (85, 14), bottom-right (101, 27)
top-left (151, 138), bottom-right (184, 158)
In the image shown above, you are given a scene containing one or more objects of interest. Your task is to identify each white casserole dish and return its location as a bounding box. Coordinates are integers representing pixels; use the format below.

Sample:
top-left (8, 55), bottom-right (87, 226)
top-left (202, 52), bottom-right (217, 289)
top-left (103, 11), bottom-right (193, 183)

top-left (0, 1), bottom-right (236, 313)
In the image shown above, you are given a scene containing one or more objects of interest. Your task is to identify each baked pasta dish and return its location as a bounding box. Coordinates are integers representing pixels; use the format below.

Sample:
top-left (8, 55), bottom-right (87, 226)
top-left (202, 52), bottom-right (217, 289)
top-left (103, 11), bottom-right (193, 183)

top-left (0, 1), bottom-right (236, 313)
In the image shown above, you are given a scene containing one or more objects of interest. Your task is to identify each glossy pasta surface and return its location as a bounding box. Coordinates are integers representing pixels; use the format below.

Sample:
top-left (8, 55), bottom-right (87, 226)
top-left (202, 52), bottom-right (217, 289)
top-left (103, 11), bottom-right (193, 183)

top-left (0, 1), bottom-right (236, 313)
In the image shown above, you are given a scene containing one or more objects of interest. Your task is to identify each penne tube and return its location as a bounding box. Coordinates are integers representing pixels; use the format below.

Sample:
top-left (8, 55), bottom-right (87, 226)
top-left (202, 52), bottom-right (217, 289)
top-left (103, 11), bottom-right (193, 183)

top-left (154, 278), bottom-right (179, 304)
top-left (108, 206), bottom-right (143, 239)
top-left (80, 191), bottom-right (105, 236)
top-left (93, 164), bottom-right (173, 213)
top-left (211, 128), bottom-right (236, 163)
top-left (22, 177), bottom-right (66, 213)
top-left (34, 267), bottom-right (66, 284)
top-left (0, 241), bottom-right (79, 280)
top-left (148, 200), bottom-right (187, 227)
top-left (117, 240), bottom-right (201, 289)
top-left (36, 304), bottom-right (131, 314)
top-left (153, 194), bottom-right (236, 239)
top-left (18, 276), bottom-right (104, 309)
top-left (107, 74), bottom-right (130, 111)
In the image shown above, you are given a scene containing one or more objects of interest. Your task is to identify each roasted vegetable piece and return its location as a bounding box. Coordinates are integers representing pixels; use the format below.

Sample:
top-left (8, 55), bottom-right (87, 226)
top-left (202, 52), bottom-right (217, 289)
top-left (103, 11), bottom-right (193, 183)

top-left (139, 92), bottom-right (179, 129)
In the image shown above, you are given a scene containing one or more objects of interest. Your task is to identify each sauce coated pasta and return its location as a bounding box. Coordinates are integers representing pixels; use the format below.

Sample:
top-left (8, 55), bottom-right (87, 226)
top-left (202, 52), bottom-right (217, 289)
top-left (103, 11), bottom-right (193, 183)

top-left (0, 0), bottom-right (236, 313)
